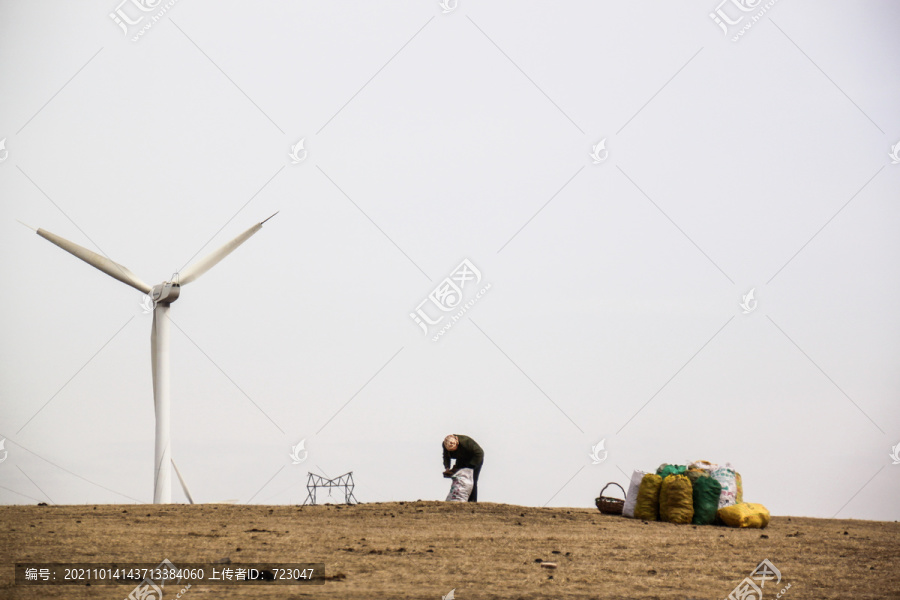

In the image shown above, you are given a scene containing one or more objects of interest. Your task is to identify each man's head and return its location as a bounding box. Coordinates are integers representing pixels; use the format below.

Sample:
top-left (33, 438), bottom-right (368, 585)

top-left (443, 434), bottom-right (459, 451)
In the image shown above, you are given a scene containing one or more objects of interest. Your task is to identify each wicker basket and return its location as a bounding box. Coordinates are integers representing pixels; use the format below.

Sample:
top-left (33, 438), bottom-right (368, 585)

top-left (595, 482), bottom-right (625, 515)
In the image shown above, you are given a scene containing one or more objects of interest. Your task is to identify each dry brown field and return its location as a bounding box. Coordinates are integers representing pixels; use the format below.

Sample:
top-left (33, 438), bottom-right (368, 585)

top-left (2, 501), bottom-right (898, 599)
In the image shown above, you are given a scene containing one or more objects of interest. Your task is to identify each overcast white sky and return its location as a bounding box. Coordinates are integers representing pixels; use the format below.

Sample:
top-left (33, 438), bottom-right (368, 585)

top-left (1, 1), bottom-right (898, 521)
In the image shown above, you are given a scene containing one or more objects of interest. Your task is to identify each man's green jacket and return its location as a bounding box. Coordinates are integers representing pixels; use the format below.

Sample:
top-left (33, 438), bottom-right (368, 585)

top-left (443, 434), bottom-right (484, 470)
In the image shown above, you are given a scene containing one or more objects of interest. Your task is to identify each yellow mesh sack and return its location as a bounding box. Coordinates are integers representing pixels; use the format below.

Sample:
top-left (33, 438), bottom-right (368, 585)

top-left (717, 502), bottom-right (770, 528)
top-left (660, 474), bottom-right (694, 524)
top-left (633, 474), bottom-right (662, 521)
top-left (686, 468), bottom-right (709, 484)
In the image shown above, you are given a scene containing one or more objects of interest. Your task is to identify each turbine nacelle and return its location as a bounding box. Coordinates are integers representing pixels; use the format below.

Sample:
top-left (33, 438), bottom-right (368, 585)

top-left (151, 280), bottom-right (181, 305)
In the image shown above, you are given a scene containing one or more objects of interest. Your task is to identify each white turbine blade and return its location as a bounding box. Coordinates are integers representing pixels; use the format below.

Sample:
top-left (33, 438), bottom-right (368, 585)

top-left (34, 227), bottom-right (152, 294)
top-left (171, 459), bottom-right (195, 504)
top-left (179, 212), bottom-right (277, 285)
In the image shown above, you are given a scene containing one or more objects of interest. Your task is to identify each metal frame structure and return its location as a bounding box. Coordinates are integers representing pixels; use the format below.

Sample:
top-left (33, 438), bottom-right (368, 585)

top-left (303, 471), bottom-right (358, 505)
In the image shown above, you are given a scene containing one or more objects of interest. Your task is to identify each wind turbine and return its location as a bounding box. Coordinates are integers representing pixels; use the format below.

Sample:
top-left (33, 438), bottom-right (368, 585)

top-left (22, 213), bottom-right (278, 503)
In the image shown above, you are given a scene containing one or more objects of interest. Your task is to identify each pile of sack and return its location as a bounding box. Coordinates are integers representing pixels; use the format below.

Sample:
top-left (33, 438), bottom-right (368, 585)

top-left (620, 460), bottom-right (769, 528)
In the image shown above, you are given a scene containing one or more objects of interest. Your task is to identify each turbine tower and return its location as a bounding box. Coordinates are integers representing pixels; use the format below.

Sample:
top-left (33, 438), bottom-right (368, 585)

top-left (24, 213), bottom-right (277, 503)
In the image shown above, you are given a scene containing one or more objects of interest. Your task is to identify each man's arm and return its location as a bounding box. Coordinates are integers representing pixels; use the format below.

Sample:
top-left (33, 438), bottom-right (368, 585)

top-left (443, 445), bottom-right (451, 470)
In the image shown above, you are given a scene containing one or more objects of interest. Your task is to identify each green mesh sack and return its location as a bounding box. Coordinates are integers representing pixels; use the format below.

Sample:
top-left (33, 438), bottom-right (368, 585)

top-left (633, 474), bottom-right (662, 521)
top-left (691, 475), bottom-right (722, 525)
top-left (660, 475), bottom-right (694, 524)
top-left (656, 464), bottom-right (687, 479)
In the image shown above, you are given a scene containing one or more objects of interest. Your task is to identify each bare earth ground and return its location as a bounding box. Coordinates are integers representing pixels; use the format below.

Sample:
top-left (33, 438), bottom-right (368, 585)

top-left (1, 502), bottom-right (898, 599)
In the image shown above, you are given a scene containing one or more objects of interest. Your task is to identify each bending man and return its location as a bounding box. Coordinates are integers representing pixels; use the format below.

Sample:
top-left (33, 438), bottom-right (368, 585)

top-left (442, 434), bottom-right (484, 502)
